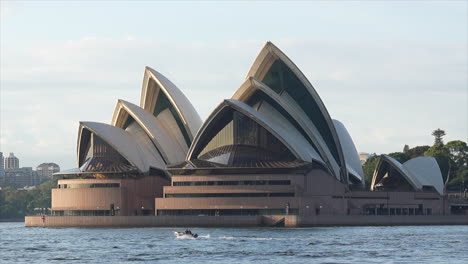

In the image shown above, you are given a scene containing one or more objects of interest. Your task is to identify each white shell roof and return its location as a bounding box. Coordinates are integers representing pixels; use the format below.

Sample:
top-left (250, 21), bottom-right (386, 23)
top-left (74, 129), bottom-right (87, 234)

top-left (187, 99), bottom-right (323, 164)
top-left (244, 41), bottom-right (348, 182)
top-left (77, 121), bottom-right (165, 173)
top-left (403, 157), bottom-right (444, 195)
top-left (111, 99), bottom-right (187, 165)
top-left (371, 155), bottom-right (444, 195)
top-left (232, 77), bottom-right (341, 180)
top-left (140, 67), bottom-right (202, 140)
top-left (333, 119), bottom-right (365, 184)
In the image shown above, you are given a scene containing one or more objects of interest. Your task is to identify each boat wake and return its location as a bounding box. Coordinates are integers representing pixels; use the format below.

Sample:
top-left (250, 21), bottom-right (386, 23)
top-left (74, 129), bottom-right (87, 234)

top-left (174, 232), bottom-right (210, 239)
top-left (175, 235), bottom-right (196, 240)
top-left (218, 236), bottom-right (303, 241)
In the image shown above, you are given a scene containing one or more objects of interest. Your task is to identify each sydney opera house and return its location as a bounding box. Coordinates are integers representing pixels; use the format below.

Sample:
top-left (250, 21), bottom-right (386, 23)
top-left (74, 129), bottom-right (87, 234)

top-left (45, 42), bottom-right (452, 225)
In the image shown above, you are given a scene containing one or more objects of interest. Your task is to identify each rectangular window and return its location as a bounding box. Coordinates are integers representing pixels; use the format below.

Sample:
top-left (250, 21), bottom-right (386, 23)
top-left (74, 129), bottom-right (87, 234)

top-left (157, 208), bottom-right (299, 216)
top-left (172, 180), bottom-right (290, 186)
top-left (165, 192), bottom-right (294, 198)
top-left (56, 183), bottom-right (120, 189)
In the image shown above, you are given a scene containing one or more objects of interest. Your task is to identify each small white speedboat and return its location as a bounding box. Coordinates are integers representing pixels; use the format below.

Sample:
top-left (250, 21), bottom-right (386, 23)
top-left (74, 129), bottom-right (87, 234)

top-left (174, 231), bottom-right (198, 239)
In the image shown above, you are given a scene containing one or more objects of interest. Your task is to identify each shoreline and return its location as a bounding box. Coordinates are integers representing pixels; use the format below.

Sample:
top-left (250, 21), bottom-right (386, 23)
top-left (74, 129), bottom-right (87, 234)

top-left (24, 215), bottom-right (468, 228)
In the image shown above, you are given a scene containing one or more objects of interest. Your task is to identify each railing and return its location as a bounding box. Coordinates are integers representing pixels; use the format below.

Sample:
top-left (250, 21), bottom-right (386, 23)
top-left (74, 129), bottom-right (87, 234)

top-left (448, 193), bottom-right (468, 204)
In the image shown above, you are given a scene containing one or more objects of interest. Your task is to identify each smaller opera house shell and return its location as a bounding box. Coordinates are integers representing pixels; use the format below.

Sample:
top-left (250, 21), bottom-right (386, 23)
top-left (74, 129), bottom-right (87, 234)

top-left (52, 42), bottom-right (446, 218)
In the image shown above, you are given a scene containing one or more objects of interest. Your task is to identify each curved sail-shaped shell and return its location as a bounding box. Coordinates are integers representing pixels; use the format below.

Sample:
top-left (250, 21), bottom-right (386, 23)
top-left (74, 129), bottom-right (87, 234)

top-left (140, 66), bottom-right (202, 147)
top-left (403, 157), bottom-right (444, 195)
top-left (232, 77), bottom-right (341, 179)
top-left (333, 120), bottom-right (365, 185)
top-left (111, 99), bottom-right (187, 165)
top-left (371, 155), bottom-right (444, 195)
top-left (244, 41), bottom-right (348, 183)
top-left (371, 155), bottom-right (421, 192)
top-left (77, 121), bottom-right (165, 173)
top-left (187, 99), bottom-right (323, 164)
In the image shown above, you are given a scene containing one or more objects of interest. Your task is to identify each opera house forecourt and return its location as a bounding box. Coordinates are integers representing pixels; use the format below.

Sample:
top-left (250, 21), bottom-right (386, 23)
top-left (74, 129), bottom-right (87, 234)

top-left (25, 42), bottom-right (467, 227)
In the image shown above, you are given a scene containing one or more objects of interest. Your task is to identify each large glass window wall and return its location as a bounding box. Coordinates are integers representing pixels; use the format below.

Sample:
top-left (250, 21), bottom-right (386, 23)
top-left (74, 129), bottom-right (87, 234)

top-left (374, 162), bottom-right (414, 192)
top-left (157, 208), bottom-right (299, 216)
top-left (196, 110), bottom-right (296, 166)
top-left (173, 180), bottom-right (291, 186)
top-left (78, 134), bottom-right (136, 174)
top-left (152, 82), bottom-right (192, 147)
top-left (261, 60), bottom-right (341, 165)
top-left (165, 192), bottom-right (294, 198)
top-left (245, 90), bottom-right (319, 152)
top-left (52, 210), bottom-right (113, 216)
top-left (57, 183), bottom-right (120, 189)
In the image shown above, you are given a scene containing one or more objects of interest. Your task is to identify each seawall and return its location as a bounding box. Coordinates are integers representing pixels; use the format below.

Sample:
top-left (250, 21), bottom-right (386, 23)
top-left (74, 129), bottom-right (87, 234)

top-left (25, 215), bottom-right (468, 227)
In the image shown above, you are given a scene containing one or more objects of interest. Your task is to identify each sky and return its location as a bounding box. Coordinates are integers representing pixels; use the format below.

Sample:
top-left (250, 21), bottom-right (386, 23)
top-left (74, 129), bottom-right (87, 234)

top-left (0, 1), bottom-right (467, 170)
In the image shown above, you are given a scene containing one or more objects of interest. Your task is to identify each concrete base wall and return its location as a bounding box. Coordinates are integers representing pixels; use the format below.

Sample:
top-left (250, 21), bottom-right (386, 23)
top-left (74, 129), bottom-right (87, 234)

top-left (293, 215), bottom-right (468, 227)
top-left (25, 215), bottom-right (261, 227)
top-left (25, 215), bottom-right (468, 227)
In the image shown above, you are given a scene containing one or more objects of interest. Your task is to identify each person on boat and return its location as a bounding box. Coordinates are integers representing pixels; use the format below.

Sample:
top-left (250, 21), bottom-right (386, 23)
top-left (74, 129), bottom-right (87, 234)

top-left (185, 229), bottom-right (192, 235)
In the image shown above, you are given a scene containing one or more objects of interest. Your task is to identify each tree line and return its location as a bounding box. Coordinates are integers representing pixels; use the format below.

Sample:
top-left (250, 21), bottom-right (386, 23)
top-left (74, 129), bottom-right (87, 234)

top-left (363, 129), bottom-right (468, 191)
top-left (0, 179), bottom-right (56, 219)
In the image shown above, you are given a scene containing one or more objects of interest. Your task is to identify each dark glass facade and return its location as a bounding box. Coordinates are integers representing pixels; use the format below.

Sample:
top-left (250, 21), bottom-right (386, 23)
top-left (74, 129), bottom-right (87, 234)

top-left (52, 210), bottom-right (114, 216)
top-left (374, 161), bottom-right (413, 192)
top-left (195, 110), bottom-right (296, 166)
top-left (261, 60), bottom-right (341, 165)
top-left (245, 89), bottom-right (322, 156)
top-left (57, 183), bottom-right (120, 189)
top-left (78, 134), bottom-right (136, 174)
top-left (173, 180), bottom-right (291, 186)
top-left (152, 81), bottom-right (192, 147)
top-left (122, 115), bottom-right (135, 130)
top-left (165, 193), bottom-right (295, 198)
top-left (157, 208), bottom-right (299, 216)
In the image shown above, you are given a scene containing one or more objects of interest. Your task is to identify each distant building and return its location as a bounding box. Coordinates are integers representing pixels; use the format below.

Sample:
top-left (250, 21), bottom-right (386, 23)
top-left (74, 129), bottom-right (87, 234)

top-left (359, 152), bottom-right (375, 165)
top-left (4, 167), bottom-right (35, 188)
top-left (0, 152), bottom-right (4, 179)
top-left (37, 163), bottom-right (60, 182)
top-left (5, 152), bottom-right (19, 170)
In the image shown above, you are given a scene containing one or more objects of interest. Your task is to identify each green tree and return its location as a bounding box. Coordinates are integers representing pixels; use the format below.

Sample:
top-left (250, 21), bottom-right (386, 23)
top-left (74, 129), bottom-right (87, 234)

top-left (388, 152), bottom-right (410, 163)
top-left (432, 128), bottom-right (446, 145)
top-left (445, 140), bottom-right (468, 168)
top-left (444, 140), bottom-right (468, 190)
top-left (425, 144), bottom-right (451, 184)
top-left (0, 177), bottom-right (57, 219)
top-left (363, 155), bottom-right (380, 187)
top-left (406, 145), bottom-right (430, 159)
top-left (403, 144), bottom-right (410, 153)
top-left (447, 168), bottom-right (468, 190)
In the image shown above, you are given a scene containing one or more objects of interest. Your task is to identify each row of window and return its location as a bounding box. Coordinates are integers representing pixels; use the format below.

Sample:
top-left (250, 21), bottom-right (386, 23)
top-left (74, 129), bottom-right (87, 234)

top-left (157, 208), bottom-right (299, 216)
top-left (173, 180), bottom-right (291, 186)
top-left (165, 192), bottom-right (294, 198)
top-left (57, 183), bottom-right (120, 189)
top-left (364, 207), bottom-right (432, 216)
top-left (52, 210), bottom-right (115, 216)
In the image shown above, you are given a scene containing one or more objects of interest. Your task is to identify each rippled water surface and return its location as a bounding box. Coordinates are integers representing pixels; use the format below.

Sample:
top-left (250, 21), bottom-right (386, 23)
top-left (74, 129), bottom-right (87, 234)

top-left (0, 222), bottom-right (467, 263)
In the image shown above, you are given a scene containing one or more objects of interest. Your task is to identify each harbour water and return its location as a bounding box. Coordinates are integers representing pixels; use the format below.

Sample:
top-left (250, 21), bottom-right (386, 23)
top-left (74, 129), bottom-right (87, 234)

top-left (0, 222), bottom-right (466, 263)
